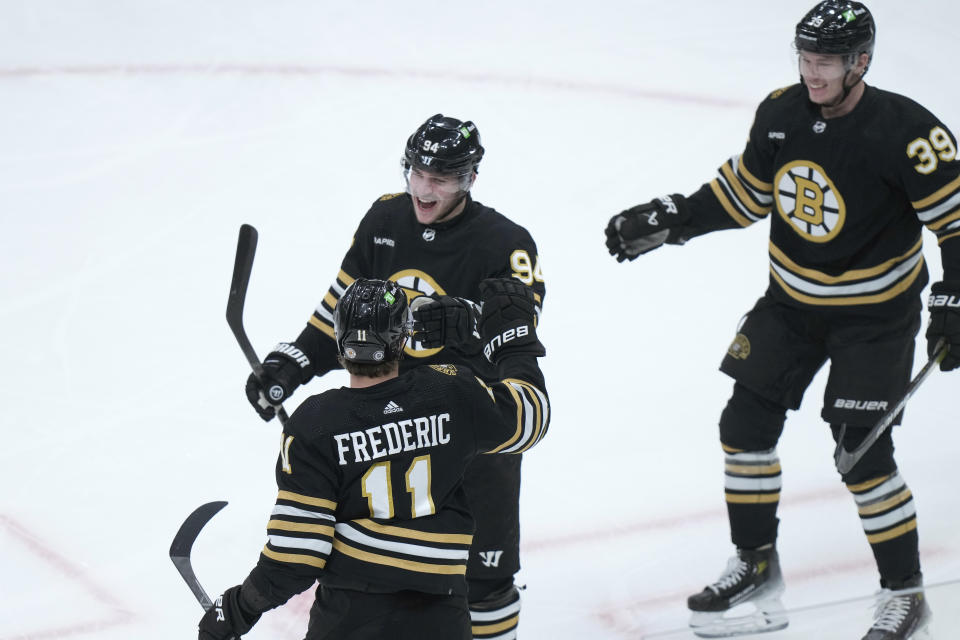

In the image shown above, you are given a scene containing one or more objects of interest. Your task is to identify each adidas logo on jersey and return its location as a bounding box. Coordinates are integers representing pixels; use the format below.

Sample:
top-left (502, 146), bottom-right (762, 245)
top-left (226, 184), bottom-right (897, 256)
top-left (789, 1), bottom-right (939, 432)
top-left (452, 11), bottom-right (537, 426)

top-left (383, 401), bottom-right (403, 414)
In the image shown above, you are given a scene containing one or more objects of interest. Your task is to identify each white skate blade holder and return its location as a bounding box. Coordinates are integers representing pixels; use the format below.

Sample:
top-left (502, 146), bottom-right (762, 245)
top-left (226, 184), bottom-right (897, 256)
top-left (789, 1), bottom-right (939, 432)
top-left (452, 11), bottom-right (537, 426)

top-left (688, 598), bottom-right (788, 638)
top-left (638, 578), bottom-right (958, 639)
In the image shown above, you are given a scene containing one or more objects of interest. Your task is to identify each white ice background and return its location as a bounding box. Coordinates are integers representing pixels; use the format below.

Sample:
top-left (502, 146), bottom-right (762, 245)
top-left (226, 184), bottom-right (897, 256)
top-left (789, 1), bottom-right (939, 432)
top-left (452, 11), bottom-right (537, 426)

top-left (1, 1), bottom-right (958, 638)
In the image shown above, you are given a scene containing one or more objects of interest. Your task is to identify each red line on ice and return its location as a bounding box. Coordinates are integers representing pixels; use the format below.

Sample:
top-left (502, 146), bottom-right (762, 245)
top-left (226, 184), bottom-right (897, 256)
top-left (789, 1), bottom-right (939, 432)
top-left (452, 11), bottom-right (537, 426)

top-left (0, 515), bottom-right (134, 640)
top-left (0, 63), bottom-right (753, 109)
top-left (521, 486), bottom-right (845, 553)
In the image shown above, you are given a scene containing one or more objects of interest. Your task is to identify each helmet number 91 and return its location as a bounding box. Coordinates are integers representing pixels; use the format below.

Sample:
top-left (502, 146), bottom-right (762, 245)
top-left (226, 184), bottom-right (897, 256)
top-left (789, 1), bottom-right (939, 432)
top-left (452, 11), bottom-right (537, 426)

top-left (510, 250), bottom-right (545, 286)
top-left (907, 126), bottom-right (957, 175)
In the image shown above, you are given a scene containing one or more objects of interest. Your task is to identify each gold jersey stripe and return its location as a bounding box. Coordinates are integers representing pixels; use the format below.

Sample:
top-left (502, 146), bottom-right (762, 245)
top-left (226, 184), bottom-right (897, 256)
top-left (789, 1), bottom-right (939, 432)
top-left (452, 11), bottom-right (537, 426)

top-left (709, 180), bottom-right (754, 228)
top-left (309, 315), bottom-right (336, 338)
top-left (927, 207), bottom-right (960, 231)
top-left (322, 290), bottom-right (338, 309)
top-left (866, 519), bottom-right (917, 544)
top-left (352, 519), bottom-right (474, 545)
top-left (912, 173), bottom-right (960, 210)
top-left (722, 444), bottom-right (745, 453)
top-left (472, 615), bottom-right (520, 636)
top-left (720, 162), bottom-right (772, 216)
top-left (262, 545), bottom-right (327, 568)
top-left (738, 156), bottom-right (772, 192)
top-left (332, 539), bottom-right (467, 575)
top-left (487, 382), bottom-right (526, 454)
top-left (277, 490), bottom-right (337, 510)
top-left (725, 492), bottom-right (781, 504)
top-left (857, 489), bottom-right (913, 517)
top-left (847, 474), bottom-right (892, 493)
top-left (267, 519), bottom-right (335, 536)
top-left (939, 229), bottom-right (960, 244)
top-left (769, 238), bottom-right (923, 284)
top-left (769, 258), bottom-right (924, 306)
top-left (337, 269), bottom-right (356, 287)
top-left (725, 463), bottom-right (782, 475)
top-left (504, 378), bottom-right (545, 452)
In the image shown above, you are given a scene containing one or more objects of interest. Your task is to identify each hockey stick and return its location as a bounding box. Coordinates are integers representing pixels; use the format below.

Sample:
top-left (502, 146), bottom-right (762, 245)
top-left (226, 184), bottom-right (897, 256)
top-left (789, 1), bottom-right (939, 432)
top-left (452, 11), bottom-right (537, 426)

top-left (169, 500), bottom-right (228, 611)
top-left (226, 223), bottom-right (289, 424)
top-left (834, 339), bottom-right (947, 474)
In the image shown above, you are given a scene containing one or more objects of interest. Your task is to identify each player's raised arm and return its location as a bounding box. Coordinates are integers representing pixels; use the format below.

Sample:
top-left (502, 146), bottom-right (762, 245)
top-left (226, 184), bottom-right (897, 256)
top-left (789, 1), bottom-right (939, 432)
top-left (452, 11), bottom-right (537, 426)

top-left (472, 277), bottom-right (549, 454)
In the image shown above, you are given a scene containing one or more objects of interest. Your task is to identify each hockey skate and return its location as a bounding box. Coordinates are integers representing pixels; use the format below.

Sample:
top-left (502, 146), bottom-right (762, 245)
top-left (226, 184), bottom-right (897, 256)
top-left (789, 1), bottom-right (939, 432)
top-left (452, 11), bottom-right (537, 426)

top-left (861, 574), bottom-right (932, 640)
top-left (687, 547), bottom-right (788, 638)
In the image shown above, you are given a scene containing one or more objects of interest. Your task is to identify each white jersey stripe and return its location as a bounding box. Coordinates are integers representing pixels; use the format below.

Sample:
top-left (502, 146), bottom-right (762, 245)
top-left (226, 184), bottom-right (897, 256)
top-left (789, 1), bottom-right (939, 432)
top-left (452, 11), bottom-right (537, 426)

top-left (271, 505), bottom-right (336, 521)
top-left (268, 534), bottom-right (333, 555)
top-left (334, 523), bottom-right (469, 561)
top-left (469, 599), bottom-right (522, 622)
top-left (725, 475), bottom-right (782, 491)
top-left (917, 190), bottom-right (960, 222)
top-left (860, 503), bottom-right (917, 532)
top-left (770, 251), bottom-right (922, 297)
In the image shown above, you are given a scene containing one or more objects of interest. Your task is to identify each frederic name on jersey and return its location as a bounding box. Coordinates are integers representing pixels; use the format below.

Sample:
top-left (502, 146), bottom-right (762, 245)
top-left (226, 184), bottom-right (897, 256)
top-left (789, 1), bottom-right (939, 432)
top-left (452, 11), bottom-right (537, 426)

top-left (334, 413), bottom-right (451, 466)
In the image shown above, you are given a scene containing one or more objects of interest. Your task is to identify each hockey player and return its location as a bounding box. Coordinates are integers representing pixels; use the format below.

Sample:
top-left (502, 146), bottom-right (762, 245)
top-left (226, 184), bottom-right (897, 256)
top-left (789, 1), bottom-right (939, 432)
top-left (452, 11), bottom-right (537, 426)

top-left (200, 277), bottom-right (549, 640)
top-left (244, 114), bottom-right (545, 638)
top-left (605, 2), bottom-right (959, 639)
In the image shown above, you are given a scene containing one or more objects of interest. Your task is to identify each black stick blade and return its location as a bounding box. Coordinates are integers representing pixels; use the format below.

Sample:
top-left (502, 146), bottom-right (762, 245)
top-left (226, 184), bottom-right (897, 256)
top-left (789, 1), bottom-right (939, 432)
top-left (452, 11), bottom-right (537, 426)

top-left (170, 501), bottom-right (227, 611)
top-left (226, 224), bottom-right (258, 334)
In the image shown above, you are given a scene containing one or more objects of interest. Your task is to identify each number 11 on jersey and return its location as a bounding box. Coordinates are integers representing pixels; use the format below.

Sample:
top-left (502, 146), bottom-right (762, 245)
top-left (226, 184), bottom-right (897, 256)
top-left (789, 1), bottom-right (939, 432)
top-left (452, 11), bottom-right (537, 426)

top-left (361, 455), bottom-right (435, 519)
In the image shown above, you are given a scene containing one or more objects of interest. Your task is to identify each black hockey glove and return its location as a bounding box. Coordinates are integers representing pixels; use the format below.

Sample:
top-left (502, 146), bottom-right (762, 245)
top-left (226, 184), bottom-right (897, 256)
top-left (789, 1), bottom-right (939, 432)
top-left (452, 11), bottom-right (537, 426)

top-left (926, 281), bottom-right (960, 371)
top-left (411, 296), bottom-right (482, 352)
top-left (478, 278), bottom-right (545, 363)
top-left (605, 194), bottom-right (690, 262)
top-left (244, 342), bottom-right (313, 421)
top-left (198, 585), bottom-right (261, 640)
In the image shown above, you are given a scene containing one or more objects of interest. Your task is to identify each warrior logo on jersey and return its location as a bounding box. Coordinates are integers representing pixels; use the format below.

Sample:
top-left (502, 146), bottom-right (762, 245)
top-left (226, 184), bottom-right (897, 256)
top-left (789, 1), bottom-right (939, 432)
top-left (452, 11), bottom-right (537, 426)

top-left (390, 269), bottom-right (448, 358)
top-left (774, 160), bottom-right (846, 243)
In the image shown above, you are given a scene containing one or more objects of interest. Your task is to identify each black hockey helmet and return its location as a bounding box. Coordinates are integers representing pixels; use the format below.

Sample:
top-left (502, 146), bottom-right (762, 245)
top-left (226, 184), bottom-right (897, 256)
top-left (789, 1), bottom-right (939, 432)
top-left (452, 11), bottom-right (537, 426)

top-left (795, 1), bottom-right (875, 67)
top-left (403, 114), bottom-right (484, 177)
top-left (334, 278), bottom-right (410, 364)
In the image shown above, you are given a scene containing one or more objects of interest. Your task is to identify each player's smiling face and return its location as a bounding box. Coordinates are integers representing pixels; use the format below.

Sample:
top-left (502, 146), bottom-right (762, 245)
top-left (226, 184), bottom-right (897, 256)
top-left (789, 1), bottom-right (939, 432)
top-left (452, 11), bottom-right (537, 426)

top-left (799, 52), bottom-right (849, 104)
top-left (406, 167), bottom-right (473, 225)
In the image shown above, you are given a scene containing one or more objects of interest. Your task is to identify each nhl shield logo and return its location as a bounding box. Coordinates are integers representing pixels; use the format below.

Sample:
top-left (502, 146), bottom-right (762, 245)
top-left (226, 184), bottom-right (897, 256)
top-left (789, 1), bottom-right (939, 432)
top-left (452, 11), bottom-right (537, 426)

top-left (728, 333), bottom-right (751, 360)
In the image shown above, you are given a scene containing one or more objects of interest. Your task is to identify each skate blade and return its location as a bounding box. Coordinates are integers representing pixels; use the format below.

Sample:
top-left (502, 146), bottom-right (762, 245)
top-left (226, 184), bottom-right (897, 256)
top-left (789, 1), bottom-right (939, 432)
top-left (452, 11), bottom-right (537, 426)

top-left (689, 603), bottom-right (789, 638)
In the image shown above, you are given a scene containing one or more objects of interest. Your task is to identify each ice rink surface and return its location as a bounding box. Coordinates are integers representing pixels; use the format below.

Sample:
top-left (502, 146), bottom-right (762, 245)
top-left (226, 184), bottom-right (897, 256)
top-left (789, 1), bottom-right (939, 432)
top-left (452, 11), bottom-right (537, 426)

top-left (1, 1), bottom-right (958, 638)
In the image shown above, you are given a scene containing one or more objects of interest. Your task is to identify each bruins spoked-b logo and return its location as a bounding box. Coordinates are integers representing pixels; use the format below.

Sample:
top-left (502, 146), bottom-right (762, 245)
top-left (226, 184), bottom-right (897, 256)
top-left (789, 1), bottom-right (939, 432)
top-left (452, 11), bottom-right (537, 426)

top-left (391, 269), bottom-right (447, 358)
top-left (774, 160), bottom-right (846, 243)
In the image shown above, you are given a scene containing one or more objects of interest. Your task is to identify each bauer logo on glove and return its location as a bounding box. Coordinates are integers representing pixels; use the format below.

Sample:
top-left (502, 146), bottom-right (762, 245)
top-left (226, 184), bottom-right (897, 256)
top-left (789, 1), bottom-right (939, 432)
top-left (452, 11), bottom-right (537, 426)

top-left (483, 324), bottom-right (532, 361)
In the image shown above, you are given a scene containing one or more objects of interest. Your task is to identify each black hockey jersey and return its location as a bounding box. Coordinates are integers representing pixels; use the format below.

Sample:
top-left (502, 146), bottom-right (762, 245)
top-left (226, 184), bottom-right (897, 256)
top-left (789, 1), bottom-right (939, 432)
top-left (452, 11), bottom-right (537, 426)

top-left (242, 355), bottom-right (549, 606)
top-left (681, 84), bottom-right (960, 312)
top-left (297, 194), bottom-right (545, 381)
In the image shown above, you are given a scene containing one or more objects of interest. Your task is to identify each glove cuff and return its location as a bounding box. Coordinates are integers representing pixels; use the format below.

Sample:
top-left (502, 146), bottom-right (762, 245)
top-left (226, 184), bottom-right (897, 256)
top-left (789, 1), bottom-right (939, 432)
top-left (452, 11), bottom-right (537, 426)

top-left (928, 280), bottom-right (960, 309)
top-left (482, 320), bottom-right (545, 363)
top-left (662, 193), bottom-right (690, 245)
top-left (268, 342), bottom-right (315, 384)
